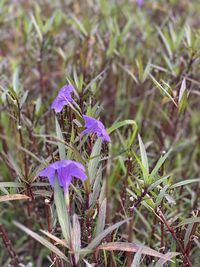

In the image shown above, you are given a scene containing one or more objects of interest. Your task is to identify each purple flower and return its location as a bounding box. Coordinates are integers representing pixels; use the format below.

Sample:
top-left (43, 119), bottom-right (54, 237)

top-left (51, 84), bottom-right (74, 113)
top-left (137, 0), bottom-right (143, 6)
top-left (39, 160), bottom-right (87, 191)
top-left (82, 115), bottom-right (111, 142)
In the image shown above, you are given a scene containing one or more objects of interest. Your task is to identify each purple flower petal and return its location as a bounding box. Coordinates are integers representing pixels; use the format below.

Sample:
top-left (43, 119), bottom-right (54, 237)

top-left (70, 167), bottom-right (87, 182)
top-left (101, 129), bottom-right (111, 142)
top-left (82, 115), bottom-right (111, 142)
top-left (137, 0), bottom-right (143, 7)
top-left (51, 84), bottom-right (75, 113)
top-left (39, 166), bottom-right (55, 186)
top-left (57, 167), bottom-right (72, 191)
top-left (51, 98), bottom-right (66, 113)
top-left (83, 115), bottom-right (97, 127)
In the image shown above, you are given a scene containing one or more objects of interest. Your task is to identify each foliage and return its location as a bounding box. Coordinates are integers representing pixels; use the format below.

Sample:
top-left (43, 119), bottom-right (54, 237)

top-left (0, 0), bottom-right (200, 266)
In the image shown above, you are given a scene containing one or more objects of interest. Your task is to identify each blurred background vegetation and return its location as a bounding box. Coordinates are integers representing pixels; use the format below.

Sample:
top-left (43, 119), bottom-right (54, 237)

top-left (1, 0), bottom-right (200, 266)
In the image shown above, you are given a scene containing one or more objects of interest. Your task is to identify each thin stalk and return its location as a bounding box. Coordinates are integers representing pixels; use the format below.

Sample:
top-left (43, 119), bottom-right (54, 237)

top-left (0, 224), bottom-right (19, 265)
top-left (182, 211), bottom-right (200, 267)
top-left (157, 210), bottom-right (192, 267)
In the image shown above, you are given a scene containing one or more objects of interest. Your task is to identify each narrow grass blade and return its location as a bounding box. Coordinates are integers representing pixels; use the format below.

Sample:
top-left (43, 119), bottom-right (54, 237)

top-left (86, 219), bottom-right (129, 250)
top-left (72, 214), bottom-right (81, 264)
top-left (170, 178), bottom-right (200, 189)
top-left (13, 66), bottom-right (20, 93)
top-left (30, 13), bottom-right (43, 42)
top-left (150, 150), bottom-right (171, 178)
top-left (88, 138), bottom-right (102, 183)
top-left (0, 182), bottom-right (23, 188)
top-left (149, 74), bottom-right (177, 107)
top-left (55, 117), bottom-right (66, 160)
top-left (97, 242), bottom-right (175, 261)
top-left (13, 221), bottom-right (69, 262)
top-left (54, 178), bottom-right (71, 243)
top-left (96, 198), bottom-right (107, 236)
top-left (138, 134), bottom-right (149, 174)
top-left (176, 217), bottom-right (200, 228)
top-left (131, 246), bottom-right (143, 267)
top-left (107, 120), bottom-right (137, 148)
top-left (155, 252), bottom-right (180, 267)
top-left (0, 194), bottom-right (30, 202)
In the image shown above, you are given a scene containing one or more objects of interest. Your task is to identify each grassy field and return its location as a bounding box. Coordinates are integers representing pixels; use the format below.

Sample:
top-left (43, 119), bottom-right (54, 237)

top-left (0, 0), bottom-right (200, 266)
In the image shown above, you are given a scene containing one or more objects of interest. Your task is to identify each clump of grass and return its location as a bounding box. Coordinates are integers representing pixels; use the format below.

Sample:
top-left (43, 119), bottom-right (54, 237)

top-left (0, 0), bottom-right (200, 266)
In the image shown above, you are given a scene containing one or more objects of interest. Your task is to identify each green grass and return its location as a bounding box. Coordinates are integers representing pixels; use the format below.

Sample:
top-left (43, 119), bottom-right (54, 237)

top-left (0, 0), bottom-right (200, 266)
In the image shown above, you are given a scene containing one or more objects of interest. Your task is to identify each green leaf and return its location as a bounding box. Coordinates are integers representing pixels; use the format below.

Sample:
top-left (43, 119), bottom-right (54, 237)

top-left (170, 178), bottom-right (200, 189)
top-left (184, 223), bottom-right (194, 249)
top-left (178, 78), bottom-right (187, 113)
top-left (30, 13), bottom-right (43, 42)
top-left (107, 35), bottom-right (116, 57)
top-left (142, 60), bottom-right (152, 82)
top-left (0, 182), bottom-right (23, 188)
top-left (13, 66), bottom-right (20, 93)
top-left (176, 217), bottom-right (200, 228)
top-left (131, 246), bottom-right (143, 267)
top-left (157, 27), bottom-right (172, 59)
top-left (155, 252), bottom-right (180, 267)
top-left (20, 90), bottom-right (29, 108)
top-left (88, 138), bottom-right (102, 183)
top-left (148, 175), bottom-right (171, 191)
top-left (117, 62), bottom-right (138, 84)
top-left (67, 123), bottom-right (75, 159)
top-left (149, 74), bottom-right (177, 107)
top-left (7, 153), bottom-right (22, 179)
top-left (96, 198), bottom-right (107, 236)
top-left (132, 151), bottom-right (149, 185)
top-left (85, 219), bottom-right (129, 251)
top-left (185, 24), bottom-right (191, 47)
top-left (83, 259), bottom-right (94, 267)
top-left (71, 214), bottom-right (81, 264)
top-left (136, 55), bottom-right (144, 82)
top-left (89, 167), bottom-right (102, 207)
top-left (150, 150), bottom-right (171, 179)
top-left (54, 178), bottom-right (71, 243)
top-left (156, 185), bottom-right (170, 206)
top-left (69, 14), bottom-right (88, 37)
top-left (55, 117), bottom-right (66, 160)
top-left (40, 230), bottom-right (69, 248)
top-left (13, 221), bottom-right (69, 262)
top-left (138, 134), bottom-right (149, 174)
top-left (107, 120), bottom-right (137, 148)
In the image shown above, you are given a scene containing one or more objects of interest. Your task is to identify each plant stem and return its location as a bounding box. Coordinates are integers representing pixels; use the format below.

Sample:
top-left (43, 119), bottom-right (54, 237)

top-left (157, 209), bottom-right (192, 267)
top-left (0, 224), bottom-right (19, 266)
top-left (182, 210), bottom-right (200, 266)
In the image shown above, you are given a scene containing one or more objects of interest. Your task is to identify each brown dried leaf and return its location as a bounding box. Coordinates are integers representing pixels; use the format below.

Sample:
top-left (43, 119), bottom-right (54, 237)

top-left (97, 242), bottom-right (173, 260)
top-left (0, 194), bottom-right (30, 202)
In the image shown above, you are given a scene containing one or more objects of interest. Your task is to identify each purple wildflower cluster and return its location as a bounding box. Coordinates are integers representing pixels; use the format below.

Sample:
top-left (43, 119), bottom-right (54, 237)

top-left (40, 84), bottom-right (110, 190)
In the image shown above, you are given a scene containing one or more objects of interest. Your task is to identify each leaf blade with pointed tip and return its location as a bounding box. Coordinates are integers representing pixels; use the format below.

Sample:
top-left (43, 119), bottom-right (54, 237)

top-left (86, 219), bottom-right (129, 251)
top-left (131, 246), bottom-right (143, 267)
top-left (13, 221), bottom-right (69, 262)
top-left (88, 138), bottom-right (102, 183)
top-left (107, 120), bottom-right (137, 148)
top-left (96, 198), bottom-right (107, 236)
top-left (97, 242), bottom-right (174, 261)
top-left (138, 134), bottom-right (149, 174)
top-left (54, 178), bottom-right (71, 243)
